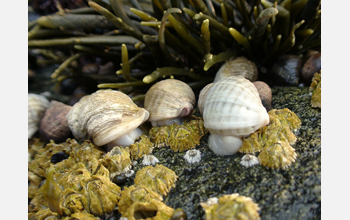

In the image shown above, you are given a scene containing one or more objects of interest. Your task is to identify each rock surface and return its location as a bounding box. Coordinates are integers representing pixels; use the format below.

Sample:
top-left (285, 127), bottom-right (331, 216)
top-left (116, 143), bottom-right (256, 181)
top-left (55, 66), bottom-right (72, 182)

top-left (130, 86), bottom-right (321, 220)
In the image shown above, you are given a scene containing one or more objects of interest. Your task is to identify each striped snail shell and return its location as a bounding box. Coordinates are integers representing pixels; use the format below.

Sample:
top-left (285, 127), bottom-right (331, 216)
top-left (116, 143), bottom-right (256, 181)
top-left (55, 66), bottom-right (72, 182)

top-left (198, 76), bottom-right (269, 155)
top-left (214, 56), bottom-right (258, 82)
top-left (66, 89), bottom-right (149, 151)
top-left (144, 79), bottom-right (196, 126)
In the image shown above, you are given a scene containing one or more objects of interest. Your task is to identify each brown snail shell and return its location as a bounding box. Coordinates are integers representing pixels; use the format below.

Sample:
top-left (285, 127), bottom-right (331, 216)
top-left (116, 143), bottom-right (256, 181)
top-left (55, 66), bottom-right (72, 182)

top-left (144, 79), bottom-right (196, 126)
top-left (66, 89), bottom-right (149, 151)
top-left (214, 56), bottom-right (258, 82)
top-left (301, 52), bottom-right (321, 85)
top-left (252, 81), bottom-right (272, 111)
top-left (270, 54), bottom-right (302, 86)
top-left (28, 93), bottom-right (50, 139)
top-left (39, 101), bottom-right (72, 143)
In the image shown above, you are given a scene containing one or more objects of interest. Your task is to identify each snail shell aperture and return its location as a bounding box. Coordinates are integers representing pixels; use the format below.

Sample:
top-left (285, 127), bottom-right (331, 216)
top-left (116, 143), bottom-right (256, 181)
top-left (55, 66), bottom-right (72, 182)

top-left (144, 79), bottom-right (196, 126)
top-left (198, 76), bottom-right (269, 155)
top-left (66, 89), bottom-right (149, 151)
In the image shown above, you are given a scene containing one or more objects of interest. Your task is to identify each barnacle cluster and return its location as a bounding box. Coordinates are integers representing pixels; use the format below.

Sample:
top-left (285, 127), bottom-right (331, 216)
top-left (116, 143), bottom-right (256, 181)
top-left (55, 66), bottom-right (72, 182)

top-left (309, 71), bottom-right (321, 108)
top-left (149, 116), bottom-right (208, 152)
top-left (29, 137), bottom-right (180, 219)
top-left (116, 164), bottom-right (178, 219)
top-left (239, 108), bottom-right (301, 170)
top-left (29, 163), bottom-right (122, 218)
top-left (201, 193), bottom-right (261, 220)
top-left (28, 0), bottom-right (321, 96)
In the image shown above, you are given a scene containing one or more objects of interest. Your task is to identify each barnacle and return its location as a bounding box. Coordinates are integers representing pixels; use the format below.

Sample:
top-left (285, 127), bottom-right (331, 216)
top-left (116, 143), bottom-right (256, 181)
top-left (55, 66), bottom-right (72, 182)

top-left (124, 200), bottom-right (174, 220)
top-left (28, 139), bottom-right (72, 178)
top-left (81, 171), bottom-right (121, 216)
top-left (61, 212), bottom-right (100, 220)
top-left (240, 154), bottom-right (260, 167)
top-left (29, 208), bottom-right (60, 220)
top-left (134, 164), bottom-right (178, 196)
top-left (118, 185), bottom-right (164, 217)
top-left (268, 108), bottom-right (302, 132)
top-left (148, 125), bottom-right (172, 148)
top-left (184, 149), bottom-right (202, 164)
top-left (149, 117), bottom-right (207, 152)
top-left (127, 134), bottom-right (154, 160)
top-left (239, 108), bottom-right (301, 170)
top-left (142, 155), bottom-right (160, 166)
top-left (201, 193), bottom-right (260, 220)
top-left (54, 163), bottom-right (92, 192)
top-left (258, 135), bottom-right (297, 170)
top-left (29, 161), bottom-right (122, 218)
top-left (99, 146), bottom-right (132, 180)
top-left (309, 71), bottom-right (321, 108)
top-left (239, 128), bottom-right (265, 154)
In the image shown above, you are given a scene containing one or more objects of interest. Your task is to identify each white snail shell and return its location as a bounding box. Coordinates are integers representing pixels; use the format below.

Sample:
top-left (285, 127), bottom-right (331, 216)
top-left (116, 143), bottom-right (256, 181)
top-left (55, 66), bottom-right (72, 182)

top-left (214, 56), bottom-right (258, 82)
top-left (198, 76), bottom-right (269, 155)
top-left (144, 79), bottom-right (196, 126)
top-left (66, 89), bottom-right (149, 150)
top-left (28, 93), bottom-right (50, 139)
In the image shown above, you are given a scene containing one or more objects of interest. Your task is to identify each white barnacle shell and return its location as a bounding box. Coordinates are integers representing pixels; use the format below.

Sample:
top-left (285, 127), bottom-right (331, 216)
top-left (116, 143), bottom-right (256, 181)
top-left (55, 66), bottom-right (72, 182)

top-left (198, 76), bottom-right (269, 155)
top-left (142, 155), bottom-right (159, 166)
top-left (66, 89), bottom-right (149, 150)
top-left (184, 149), bottom-right (201, 164)
top-left (124, 169), bottom-right (135, 178)
top-left (240, 154), bottom-right (260, 167)
top-left (144, 79), bottom-right (196, 127)
top-left (28, 93), bottom-right (50, 139)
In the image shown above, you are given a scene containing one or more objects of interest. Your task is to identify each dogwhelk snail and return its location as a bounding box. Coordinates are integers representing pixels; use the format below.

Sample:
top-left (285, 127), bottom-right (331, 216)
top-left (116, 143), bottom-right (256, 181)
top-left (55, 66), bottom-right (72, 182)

top-left (66, 89), bottom-right (149, 151)
top-left (144, 79), bottom-right (196, 127)
top-left (198, 76), bottom-right (269, 155)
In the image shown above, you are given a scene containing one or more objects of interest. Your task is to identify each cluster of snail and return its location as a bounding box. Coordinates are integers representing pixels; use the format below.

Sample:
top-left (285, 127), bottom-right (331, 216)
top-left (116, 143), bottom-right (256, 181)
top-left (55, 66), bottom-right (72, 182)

top-left (28, 56), bottom-right (277, 156)
top-left (29, 57), bottom-right (269, 158)
top-left (29, 53), bottom-right (321, 156)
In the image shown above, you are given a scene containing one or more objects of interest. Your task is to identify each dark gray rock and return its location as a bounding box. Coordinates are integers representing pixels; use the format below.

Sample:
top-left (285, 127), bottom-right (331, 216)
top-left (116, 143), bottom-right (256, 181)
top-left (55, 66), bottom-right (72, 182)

top-left (130, 86), bottom-right (321, 220)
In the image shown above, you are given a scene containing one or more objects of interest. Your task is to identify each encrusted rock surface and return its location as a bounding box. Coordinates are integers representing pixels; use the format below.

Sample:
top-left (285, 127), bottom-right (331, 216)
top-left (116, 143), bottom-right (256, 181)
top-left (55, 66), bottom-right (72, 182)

top-left (128, 86), bottom-right (321, 220)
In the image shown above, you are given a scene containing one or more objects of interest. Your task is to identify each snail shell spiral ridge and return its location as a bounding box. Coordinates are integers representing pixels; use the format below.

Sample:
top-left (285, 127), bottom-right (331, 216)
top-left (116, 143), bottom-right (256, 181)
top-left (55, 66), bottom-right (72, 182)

top-left (199, 76), bottom-right (269, 155)
top-left (66, 89), bottom-right (149, 147)
top-left (144, 79), bottom-right (196, 126)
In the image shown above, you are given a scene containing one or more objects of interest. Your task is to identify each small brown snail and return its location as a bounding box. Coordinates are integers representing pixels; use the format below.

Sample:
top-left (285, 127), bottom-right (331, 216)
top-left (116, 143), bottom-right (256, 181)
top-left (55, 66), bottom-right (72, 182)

top-left (39, 101), bottom-right (72, 143)
top-left (301, 52), bottom-right (321, 85)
